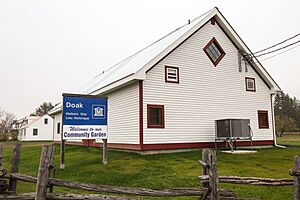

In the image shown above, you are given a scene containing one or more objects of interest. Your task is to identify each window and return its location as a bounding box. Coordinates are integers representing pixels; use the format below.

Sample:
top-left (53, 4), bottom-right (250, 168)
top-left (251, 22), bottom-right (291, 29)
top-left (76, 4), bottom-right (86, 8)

top-left (258, 110), bottom-right (269, 129)
top-left (44, 118), bottom-right (48, 124)
top-left (33, 128), bottom-right (38, 136)
top-left (245, 77), bottom-right (256, 92)
top-left (57, 122), bottom-right (61, 134)
top-left (147, 105), bottom-right (164, 128)
top-left (203, 37), bottom-right (225, 66)
top-left (165, 66), bottom-right (179, 83)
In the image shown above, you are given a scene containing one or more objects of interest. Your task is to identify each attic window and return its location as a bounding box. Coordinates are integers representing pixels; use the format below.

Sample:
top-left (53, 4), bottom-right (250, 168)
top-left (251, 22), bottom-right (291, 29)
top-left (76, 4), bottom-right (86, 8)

top-left (245, 77), bottom-right (256, 92)
top-left (165, 66), bottom-right (179, 83)
top-left (203, 37), bottom-right (225, 66)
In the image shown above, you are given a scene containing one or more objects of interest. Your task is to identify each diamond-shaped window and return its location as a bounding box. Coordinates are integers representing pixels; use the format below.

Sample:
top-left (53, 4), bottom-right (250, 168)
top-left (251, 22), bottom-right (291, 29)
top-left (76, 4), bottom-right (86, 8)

top-left (203, 37), bottom-right (226, 66)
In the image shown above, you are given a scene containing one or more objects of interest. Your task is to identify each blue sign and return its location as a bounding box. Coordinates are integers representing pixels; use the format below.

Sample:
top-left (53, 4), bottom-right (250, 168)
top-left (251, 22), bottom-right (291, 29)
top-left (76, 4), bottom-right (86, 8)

top-left (62, 95), bottom-right (108, 140)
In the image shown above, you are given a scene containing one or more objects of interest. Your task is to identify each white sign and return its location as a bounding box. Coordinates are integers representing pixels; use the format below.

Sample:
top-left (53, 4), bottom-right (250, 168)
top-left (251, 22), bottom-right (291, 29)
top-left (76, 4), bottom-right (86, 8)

top-left (63, 125), bottom-right (107, 140)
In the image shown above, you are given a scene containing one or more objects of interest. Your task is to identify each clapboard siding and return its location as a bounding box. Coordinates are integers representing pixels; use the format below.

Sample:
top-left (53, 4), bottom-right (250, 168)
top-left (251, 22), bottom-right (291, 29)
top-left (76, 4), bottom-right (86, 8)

top-left (106, 82), bottom-right (139, 144)
top-left (143, 21), bottom-right (273, 144)
top-left (53, 113), bottom-right (61, 142)
top-left (19, 115), bottom-right (54, 141)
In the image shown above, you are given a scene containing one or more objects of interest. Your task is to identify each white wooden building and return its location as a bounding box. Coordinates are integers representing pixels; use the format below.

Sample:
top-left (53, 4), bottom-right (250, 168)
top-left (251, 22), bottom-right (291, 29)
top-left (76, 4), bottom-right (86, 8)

top-left (49, 103), bottom-right (83, 145)
top-left (18, 115), bottom-right (53, 141)
top-left (49, 104), bottom-right (62, 142)
top-left (50, 7), bottom-right (280, 151)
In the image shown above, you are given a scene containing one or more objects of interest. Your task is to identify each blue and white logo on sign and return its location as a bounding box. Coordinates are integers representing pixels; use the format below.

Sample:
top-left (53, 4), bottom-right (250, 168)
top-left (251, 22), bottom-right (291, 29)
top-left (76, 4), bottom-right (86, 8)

top-left (92, 105), bottom-right (105, 119)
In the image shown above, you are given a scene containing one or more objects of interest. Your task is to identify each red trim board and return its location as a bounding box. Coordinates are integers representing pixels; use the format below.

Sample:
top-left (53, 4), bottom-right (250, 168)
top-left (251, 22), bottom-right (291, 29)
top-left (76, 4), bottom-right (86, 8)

top-left (55, 140), bottom-right (274, 151)
top-left (139, 80), bottom-right (144, 150)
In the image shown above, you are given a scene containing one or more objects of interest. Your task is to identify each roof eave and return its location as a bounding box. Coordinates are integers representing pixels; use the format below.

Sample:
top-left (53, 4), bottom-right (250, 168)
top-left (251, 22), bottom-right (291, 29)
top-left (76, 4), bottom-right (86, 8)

top-left (89, 73), bottom-right (145, 96)
top-left (48, 108), bottom-right (62, 115)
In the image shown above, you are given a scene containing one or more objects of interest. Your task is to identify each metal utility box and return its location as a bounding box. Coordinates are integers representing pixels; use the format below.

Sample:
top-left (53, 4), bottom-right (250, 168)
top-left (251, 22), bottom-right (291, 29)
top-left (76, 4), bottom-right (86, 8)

top-left (215, 119), bottom-right (253, 151)
top-left (215, 119), bottom-right (251, 139)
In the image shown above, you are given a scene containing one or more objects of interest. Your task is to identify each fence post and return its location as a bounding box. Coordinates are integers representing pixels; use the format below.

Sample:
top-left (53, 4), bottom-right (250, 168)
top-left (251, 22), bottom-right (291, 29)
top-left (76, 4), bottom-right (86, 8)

top-left (60, 138), bottom-right (65, 169)
top-left (0, 143), bottom-right (3, 166)
top-left (293, 156), bottom-right (300, 200)
top-left (8, 144), bottom-right (21, 193)
top-left (48, 145), bottom-right (56, 193)
top-left (102, 139), bottom-right (107, 165)
top-left (202, 148), bottom-right (209, 188)
top-left (35, 144), bottom-right (54, 200)
top-left (208, 149), bottom-right (219, 200)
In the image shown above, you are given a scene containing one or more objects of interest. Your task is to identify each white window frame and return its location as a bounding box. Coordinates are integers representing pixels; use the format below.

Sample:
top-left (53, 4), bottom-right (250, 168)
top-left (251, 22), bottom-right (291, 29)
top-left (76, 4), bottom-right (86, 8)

top-left (165, 66), bottom-right (179, 83)
top-left (245, 77), bottom-right (256, 92)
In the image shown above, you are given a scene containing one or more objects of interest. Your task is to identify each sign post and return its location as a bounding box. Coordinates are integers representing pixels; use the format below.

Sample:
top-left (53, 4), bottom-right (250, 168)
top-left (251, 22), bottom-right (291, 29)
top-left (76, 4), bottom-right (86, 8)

top-left (102, 139), bottom-right (108, 165)
top-left (60, 94), bottom-right (108, 169)
top-left (60, 134), bottom-right (65, 169)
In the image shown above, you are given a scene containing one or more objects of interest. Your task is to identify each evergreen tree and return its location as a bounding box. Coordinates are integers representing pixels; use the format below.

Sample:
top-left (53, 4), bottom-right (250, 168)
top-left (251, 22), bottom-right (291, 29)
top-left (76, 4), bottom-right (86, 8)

top-left (274, 91), bottom-right (300, 135)
top-left (33, 102), bottom-right (54, 116)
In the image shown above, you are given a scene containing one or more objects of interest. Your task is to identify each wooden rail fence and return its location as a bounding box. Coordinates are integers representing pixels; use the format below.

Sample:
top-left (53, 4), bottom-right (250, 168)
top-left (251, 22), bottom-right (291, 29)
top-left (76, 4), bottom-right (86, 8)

top-left (199, 148), bottom-right (300, 200)
top-left (0, 144), bottom-right (299, 199)
top-left (0, 144), bottom-right (238, 200)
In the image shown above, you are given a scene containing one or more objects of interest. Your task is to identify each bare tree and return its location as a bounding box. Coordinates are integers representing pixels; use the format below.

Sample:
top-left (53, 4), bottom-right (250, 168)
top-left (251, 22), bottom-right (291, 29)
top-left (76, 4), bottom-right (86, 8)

top-left (0, 108), bottom-right (4, 118)
top-left (275, 115), bottom-right (297, 136)
top-left (1, 112), bottom-right (16, 133)
top-left (0, 110), bottom-right (16, 141)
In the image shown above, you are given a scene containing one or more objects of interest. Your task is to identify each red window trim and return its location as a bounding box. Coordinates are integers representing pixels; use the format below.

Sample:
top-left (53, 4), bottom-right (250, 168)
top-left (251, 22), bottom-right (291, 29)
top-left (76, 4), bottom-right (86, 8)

top-left (258, 110), bottom-right (269, 129)
top-left (203, 37), bottom-right (226, 66)
top-left (147, 104), bottom-right (165, 128)
top-left (165, 66), bottom-right (179, 83)
top-left (245, 77), bottom-right (256, 92)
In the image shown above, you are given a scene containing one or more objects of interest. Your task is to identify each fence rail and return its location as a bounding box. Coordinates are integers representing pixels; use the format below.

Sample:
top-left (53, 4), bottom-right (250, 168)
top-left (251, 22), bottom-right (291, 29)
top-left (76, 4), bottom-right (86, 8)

top-left (9, 173), bottom-right (236, 197)
top-left (0, 144), bottom-right (299, 199)
top-left (0, 144), bottom-right (239, 200)
top-left (199, 148), bottom-right (300, 200)
top-left (199, 175), bottom-right (293, 186)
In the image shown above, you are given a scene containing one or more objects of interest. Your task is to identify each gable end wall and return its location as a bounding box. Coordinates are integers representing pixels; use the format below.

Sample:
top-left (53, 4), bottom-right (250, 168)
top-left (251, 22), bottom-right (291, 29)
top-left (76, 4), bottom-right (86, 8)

top-left (22, 115), bottom-right (54, 141)
top-left (143, 21), bottom-right (273, 144)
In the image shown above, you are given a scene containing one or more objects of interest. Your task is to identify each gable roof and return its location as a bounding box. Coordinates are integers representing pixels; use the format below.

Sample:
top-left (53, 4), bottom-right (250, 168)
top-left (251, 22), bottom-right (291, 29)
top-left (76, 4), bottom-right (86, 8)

top-left (18, 114), bottom-right (51, 129)
top-left (82, 7), bottom-right (280, 96)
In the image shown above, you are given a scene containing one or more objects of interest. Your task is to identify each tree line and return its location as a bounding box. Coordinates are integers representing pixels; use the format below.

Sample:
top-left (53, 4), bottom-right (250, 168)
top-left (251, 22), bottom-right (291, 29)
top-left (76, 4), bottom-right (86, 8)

top-left (274, 91), bottom-right (300, 136)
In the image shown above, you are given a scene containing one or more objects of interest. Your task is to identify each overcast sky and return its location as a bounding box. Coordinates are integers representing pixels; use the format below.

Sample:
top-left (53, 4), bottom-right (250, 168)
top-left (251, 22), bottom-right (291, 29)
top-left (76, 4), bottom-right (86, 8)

top-left (1, 0), bottom-right (300, 118)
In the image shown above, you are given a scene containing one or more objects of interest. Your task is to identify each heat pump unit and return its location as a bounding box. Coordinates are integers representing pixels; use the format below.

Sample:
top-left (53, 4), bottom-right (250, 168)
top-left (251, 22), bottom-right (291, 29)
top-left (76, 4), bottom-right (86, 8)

top-left (215, 119), bottom-right (251, 139)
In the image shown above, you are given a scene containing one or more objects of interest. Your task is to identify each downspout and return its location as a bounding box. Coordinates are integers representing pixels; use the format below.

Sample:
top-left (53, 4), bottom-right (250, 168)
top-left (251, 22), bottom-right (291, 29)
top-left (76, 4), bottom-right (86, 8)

top-left (271, 92), bottom-right (285, 149)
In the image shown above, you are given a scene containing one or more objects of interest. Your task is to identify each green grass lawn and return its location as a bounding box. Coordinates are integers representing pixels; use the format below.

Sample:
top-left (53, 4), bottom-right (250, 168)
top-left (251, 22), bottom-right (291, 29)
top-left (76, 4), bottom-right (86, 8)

top-left (277, 132), bottom-right (300, 147)
top-left (1, 140), bottom-right (299, 199)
